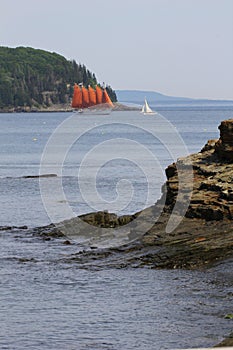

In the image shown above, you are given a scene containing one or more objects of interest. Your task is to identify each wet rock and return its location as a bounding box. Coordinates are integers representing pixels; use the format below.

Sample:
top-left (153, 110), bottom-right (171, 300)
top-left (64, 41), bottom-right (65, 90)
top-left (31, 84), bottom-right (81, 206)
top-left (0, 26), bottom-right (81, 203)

top-left (32, 223), bottom-right (64, 238)
top-left (63, 240), bottom-right (71, 245)
top-left (0, 226), bottom-right (13, 231)
top-left (79, 211), bottom-right (134, 228)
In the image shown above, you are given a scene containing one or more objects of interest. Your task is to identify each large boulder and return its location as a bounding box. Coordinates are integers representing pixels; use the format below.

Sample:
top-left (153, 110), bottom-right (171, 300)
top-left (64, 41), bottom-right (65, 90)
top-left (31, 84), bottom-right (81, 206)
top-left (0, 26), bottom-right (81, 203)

top-left (215, 119), bottom-right (233, 161)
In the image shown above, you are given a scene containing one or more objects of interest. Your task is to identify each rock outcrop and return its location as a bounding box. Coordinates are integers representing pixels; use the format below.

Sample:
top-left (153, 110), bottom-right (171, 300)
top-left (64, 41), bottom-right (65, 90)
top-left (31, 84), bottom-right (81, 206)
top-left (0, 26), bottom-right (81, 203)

top-left (164, 130), bottom-right (233, 222)
top-left (215, 119), bottom-right (233, 161)
top-left (138, 118), bottom-right (233, 268)
top-left (36, 119), bottom-right (233, 269)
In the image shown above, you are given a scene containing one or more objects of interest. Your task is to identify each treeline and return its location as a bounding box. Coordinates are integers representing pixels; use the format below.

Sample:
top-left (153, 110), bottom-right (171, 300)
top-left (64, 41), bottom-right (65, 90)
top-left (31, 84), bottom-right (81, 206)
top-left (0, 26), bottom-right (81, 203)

top-left (0, 46), bottom-right (117, 109)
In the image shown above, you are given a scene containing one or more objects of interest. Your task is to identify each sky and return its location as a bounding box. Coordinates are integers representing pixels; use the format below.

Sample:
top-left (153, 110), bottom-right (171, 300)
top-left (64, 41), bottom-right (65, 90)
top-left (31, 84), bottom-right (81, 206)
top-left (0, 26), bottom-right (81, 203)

top-left (1, 0), bottom-right (233, 99)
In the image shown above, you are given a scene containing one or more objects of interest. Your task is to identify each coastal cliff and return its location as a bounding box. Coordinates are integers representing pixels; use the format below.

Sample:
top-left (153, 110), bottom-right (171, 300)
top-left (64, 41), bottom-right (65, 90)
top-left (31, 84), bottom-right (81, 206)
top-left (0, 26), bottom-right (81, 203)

top-left (36, 119), bottom-right (233, 269)
top-left (138, 118), bottom-right (233, 268)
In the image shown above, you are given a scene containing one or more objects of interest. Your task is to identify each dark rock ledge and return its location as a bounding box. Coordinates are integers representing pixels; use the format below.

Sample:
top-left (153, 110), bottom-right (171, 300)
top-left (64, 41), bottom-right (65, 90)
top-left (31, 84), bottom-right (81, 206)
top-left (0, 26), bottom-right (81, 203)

top-left (34, 119), bottom-right (233, 270)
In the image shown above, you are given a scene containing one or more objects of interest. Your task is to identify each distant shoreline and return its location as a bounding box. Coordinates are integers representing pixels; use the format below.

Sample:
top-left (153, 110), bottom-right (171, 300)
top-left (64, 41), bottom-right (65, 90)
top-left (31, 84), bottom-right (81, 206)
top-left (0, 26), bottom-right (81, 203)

top-left (0, 102), bottom-right (140, 113)
top-left (2, 99), bottom-right (233, 114)
top-left (116, 89), bottom-right (233, 104)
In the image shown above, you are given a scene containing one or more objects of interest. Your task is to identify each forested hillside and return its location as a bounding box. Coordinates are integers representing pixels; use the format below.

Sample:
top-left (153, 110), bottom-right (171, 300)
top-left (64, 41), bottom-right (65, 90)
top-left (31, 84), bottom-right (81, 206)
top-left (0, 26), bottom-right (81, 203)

top-left (0, 46), bottom-right (117, 110)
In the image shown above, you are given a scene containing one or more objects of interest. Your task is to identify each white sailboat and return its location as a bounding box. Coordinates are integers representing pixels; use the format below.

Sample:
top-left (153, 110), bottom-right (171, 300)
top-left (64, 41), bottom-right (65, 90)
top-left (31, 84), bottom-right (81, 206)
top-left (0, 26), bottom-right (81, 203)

top-left (141, 99), bottom-right (156, 115)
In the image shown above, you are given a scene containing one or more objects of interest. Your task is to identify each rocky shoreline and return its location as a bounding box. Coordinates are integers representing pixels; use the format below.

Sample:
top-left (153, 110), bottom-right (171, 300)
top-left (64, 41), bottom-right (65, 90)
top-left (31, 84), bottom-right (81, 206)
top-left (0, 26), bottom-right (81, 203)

top-left (0, 102), bottom-right (140, 113)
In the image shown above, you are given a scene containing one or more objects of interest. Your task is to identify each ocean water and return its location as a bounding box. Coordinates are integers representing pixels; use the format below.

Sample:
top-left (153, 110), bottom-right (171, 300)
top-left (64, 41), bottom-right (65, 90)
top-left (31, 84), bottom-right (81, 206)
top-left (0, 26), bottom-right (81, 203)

top-left (1, 103), bottom-right (233, 349)
top-left (1, 105), bottom-right (232, 227)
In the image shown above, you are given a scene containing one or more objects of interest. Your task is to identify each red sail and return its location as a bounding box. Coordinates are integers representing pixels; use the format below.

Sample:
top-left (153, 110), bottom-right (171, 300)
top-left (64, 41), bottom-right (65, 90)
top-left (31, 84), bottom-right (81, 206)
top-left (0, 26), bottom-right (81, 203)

top-left (71, 84), bottom-right (82, 108)
top-left (102, 89), bottom-right (114, 106)
top-left (72, 84), bottom-right (113, 109)
top-left (88, 86), bottom-right (97, 106)
top-left (82, 86), bottom-right (90, 108)
top-left (96, 85), bottom-right (103, 104)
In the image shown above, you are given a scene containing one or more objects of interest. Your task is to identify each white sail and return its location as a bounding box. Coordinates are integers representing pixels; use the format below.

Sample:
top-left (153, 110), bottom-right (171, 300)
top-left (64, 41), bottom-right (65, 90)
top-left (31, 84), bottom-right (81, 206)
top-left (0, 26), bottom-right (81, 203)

top-left (141, 99), bottom-right (156, 115)
top-left (144, 99), bottom-right (153, 113)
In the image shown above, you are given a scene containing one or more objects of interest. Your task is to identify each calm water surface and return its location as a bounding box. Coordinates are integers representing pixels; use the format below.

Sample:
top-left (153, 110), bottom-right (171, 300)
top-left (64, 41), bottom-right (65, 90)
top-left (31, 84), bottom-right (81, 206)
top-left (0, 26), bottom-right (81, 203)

top-left (0, 103), bottom-right (233, 349)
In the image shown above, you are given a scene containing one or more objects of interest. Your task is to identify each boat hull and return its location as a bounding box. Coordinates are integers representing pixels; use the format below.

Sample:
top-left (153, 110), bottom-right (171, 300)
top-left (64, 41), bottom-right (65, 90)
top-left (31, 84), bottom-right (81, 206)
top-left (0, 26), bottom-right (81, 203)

top-left (143, 112), bottom-right (157, 115)
top-left (75, 107), bottom-right (112, 115)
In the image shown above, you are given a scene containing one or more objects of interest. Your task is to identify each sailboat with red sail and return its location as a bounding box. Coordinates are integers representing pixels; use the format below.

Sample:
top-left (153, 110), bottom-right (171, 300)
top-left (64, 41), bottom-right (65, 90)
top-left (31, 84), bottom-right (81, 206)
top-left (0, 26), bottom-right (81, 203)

top-left (71, 84), bottom-right (114, 114)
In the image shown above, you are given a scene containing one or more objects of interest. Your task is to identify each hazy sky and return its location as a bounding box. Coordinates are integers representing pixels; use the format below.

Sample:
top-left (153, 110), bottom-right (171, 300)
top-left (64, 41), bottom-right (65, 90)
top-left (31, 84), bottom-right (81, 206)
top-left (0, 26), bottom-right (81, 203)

top-left (1, 0), bottom-right (233, 99)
